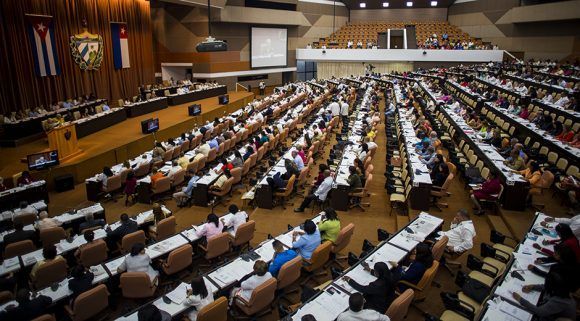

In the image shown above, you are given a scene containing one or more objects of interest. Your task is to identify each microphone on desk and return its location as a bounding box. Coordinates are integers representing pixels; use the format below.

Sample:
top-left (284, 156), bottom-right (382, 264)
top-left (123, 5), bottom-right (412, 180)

top-left (510, 270), bottom-right (526, 282)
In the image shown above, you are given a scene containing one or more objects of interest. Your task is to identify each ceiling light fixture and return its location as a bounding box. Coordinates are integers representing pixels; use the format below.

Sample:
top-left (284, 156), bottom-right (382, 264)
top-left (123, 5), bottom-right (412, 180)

top-left (359, 2), bottom-right (366, 8)
top-left (382, 2), bottom-right (389, 7)
top-left (431, 1), bottom-right (438, 6)
top-left (406, 1), bottom-right (413, 7)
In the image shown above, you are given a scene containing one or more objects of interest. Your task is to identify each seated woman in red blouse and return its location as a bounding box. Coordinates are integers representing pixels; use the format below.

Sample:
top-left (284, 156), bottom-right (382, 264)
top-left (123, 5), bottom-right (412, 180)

top-left (533, 223), bottom-right (580, 264)
top-left (470, 171), bottom-right (502, 216)
top-left (17, 171), bottom-right (35, 187)
top-left (556, 124), bottom-right (574, 142)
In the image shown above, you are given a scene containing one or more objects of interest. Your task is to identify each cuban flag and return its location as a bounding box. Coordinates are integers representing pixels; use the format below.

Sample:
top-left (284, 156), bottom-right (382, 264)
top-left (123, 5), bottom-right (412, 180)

top-left (27, 15), bottom-right (61, 77)
top-left (111, 23), bottom-right (130, 69)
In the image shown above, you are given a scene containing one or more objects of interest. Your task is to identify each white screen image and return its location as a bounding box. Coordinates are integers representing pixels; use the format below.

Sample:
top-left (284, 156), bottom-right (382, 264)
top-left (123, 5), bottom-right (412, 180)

top-left (251, 27), bottom-right (287, 68)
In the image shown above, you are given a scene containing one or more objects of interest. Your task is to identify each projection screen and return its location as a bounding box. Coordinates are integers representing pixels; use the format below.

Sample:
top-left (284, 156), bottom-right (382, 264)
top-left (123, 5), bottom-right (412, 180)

top-left (251, 27), bottom-right (288, 68)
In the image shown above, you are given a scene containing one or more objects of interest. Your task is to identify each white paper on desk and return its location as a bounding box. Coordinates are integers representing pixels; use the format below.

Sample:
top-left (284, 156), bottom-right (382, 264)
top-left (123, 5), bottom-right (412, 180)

top-left (3, 257), bottom-right (19, 268)
top-left (293, 286), bottom-right (349, 321)
top-left (366, 244), bottom-right (408, 268)
top-left (389, 233), bottom-right (420, 251)
top-left (166, 282), bottom-right (189, 304)
top-left (106, 256), bottom-right (126, 274)
top-left (255, 244), bottom-right (276, 262)
top-left (210, 267), bottom-right (238, 286)
top-left (276, 233), bottom-right (294, 248)
top-left (336, 265), bottom-right (377, 293)
top-left (498, 299), bottom-right (530, 321)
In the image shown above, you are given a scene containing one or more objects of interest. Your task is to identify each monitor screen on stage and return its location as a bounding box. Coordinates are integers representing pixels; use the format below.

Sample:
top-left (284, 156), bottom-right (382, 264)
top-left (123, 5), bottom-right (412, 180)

top-left (251, 27), bottom-right (287, 68)
top-left (141, 118), bottom-right (159, 134)
top-left (188, 104), bottom-right (202, 116)
top-left (218, 94), bottom-right (229, 105)
top-left (27, 150), bottom-right (59, 171)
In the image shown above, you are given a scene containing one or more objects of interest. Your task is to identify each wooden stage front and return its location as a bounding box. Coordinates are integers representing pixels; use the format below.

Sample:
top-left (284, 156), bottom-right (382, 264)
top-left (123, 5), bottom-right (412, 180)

top-left (0, 91), bottom-right (254, 188)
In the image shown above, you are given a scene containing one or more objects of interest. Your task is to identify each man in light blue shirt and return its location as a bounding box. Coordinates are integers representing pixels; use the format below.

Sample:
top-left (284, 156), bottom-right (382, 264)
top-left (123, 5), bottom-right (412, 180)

top-left (172, 170), bottom-right (199, 207)
top-left (292, 220), bottom-right (321, 260)
top-left (102, 104), bottom-right (110, 112)
top-left (292, 150), bottom-right (304, 171)
top-left (208, 137), bottom-right (219, 150)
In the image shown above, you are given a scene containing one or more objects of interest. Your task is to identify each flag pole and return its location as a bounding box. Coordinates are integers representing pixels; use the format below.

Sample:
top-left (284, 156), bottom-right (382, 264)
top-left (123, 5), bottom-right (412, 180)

top-left (25, 14), bottom-right (53, 18)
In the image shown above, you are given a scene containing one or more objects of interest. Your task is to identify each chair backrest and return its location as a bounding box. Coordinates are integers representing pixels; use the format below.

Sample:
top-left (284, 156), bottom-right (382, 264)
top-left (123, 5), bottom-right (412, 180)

top-left (538, 170), bottom-right (554, 189)
top-left (197, 296), bottom-right (228, 321)
top-left (278, 175), bottom-right (295, 197)
top-left (214, 177), bottom-right (235, 196)
top-left (431, 236), bottom-right (448, 261)
top-left (241, 158), bottom-right (252, 176)
top-left (31, 315), bottom-right (56, 321)
top-left (69, 284), bottom-right (109, 321)
top-left (207, 148), bottom-right (217, 163)
top-left (206, 232), bottom-right (231, 260)
top-left (104, 174), bottom-right (122, 192)
top-left (154, 216), bottom-right (176, 241)
top-left (414, 260), bottom-right (440, 300)
top-left (171, 169), bottom-right (186, 187)
top-left (230, 167), bottom-right (242, 185)
top-left (152, 176), bottom-right (171, 194)
top-left (232, 220), bottom-right (255, 247)
top-left (120, 230), bottom-right (146, 254)
top-left (163, 244), bottom-right (193, 275)
top-left (4, 239), bottom-right (36, 258)
top-left (297, 167), bottom-right (309, 186)
top-left (439, 173), bottom-right (455, 191)
top-left (0, 291), bottom-right (13, 304)
top-left (243, 278), bottom-right (277, 315)
top-left (276, 256), bottom-right (302, 290)
top-left (133, 162), bottom-right (151, 177)
top-left (386, 289), bottom-right (415, 321)
top-left (163, 148), bottom-right (174, 162)
top-left (79, 240), bottom-right (108, 267)
top-left (119, 169), bottom-right (131, 185)
top-left (13, 212), bottom-right (36, 226)
top-left (119, 272), bottom-right (156, 298)
top-left (305, 241), bottom-right (332, 271)
top-left (332, 223), bottom-right (355, 253)
top-left (39, 227), bottom-right (67, 246)
top-left (33, 258), bottom-right (68, 289)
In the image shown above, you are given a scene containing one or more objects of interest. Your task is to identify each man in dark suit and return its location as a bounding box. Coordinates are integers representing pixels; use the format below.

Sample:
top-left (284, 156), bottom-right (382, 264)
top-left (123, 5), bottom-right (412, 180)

top-left (3, 222), bottom-right (37, 246)
top-left (105, 213), bottom-right (138, 250)
top-left (0, 288), bottom-right (52, 320)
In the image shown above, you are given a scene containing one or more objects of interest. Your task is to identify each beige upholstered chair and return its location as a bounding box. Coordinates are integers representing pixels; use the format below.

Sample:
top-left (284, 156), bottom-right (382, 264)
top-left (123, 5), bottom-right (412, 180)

top-left (64, 284), bottom-right (110, 321)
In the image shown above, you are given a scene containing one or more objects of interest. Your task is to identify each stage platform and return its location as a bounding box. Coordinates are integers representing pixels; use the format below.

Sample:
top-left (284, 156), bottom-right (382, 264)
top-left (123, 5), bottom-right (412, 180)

top-left (0, 91), bottom-right (254, 189)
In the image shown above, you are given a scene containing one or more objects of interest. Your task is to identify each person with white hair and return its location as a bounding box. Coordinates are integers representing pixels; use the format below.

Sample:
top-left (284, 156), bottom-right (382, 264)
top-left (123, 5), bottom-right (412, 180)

top-left (35, 211), bottom-right (62, 231)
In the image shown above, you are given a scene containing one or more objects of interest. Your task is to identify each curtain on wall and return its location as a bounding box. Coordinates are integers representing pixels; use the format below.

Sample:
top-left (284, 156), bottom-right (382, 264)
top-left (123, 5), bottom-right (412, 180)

top-left (0, 0), bottom-right (154, 114)
top-left (317, 62), bottom-right (414, 80)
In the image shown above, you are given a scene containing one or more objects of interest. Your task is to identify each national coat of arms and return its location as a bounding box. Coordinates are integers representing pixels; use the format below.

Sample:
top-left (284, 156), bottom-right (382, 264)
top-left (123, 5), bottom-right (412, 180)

top-left (69, 21), bottom-right (103, 70)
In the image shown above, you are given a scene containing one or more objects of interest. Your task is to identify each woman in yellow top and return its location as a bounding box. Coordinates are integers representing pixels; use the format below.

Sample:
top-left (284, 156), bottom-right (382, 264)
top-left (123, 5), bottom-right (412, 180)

top-left (317, 208), bottom-right (341, 244)
top-left (31, 244), bottom-right (66, 278)
top-left (514, 161), bottom-right (542, 194)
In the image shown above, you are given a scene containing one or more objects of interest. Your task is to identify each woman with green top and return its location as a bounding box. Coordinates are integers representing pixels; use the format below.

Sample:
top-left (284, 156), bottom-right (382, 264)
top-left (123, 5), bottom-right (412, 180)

top-left (317, 207), bottom-right (341, 243)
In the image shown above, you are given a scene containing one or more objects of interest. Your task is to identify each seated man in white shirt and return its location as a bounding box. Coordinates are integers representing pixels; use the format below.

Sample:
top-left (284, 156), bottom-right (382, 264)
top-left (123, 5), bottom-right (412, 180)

top-left (438, 209), bottom-right (476, 254)
top-left (554, 94), bottom-right (569, 107)
top-left (292, 150), bottom-right (305, 171)
top-left (35, 211), bottom-right (62, 231)
top-left (167, 161), bottom-right (182, 181)
top-left (337, 293), bottom-right (390, 321)
top-left (13, 201), bottom-right (39, 218)
top-left (221, 204), bottom-right (248, 235)
top-left (294, 170), bottom-right (332, 212)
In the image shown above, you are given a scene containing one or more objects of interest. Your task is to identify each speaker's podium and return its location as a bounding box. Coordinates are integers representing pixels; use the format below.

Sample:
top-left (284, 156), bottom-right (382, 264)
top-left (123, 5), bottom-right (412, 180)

top-left (47, 123), bottom-right (83, 162)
